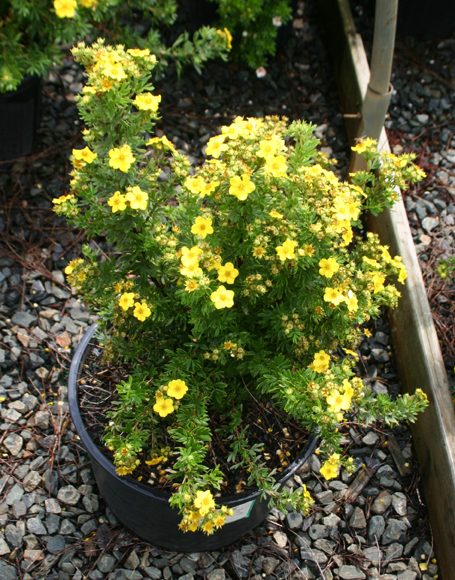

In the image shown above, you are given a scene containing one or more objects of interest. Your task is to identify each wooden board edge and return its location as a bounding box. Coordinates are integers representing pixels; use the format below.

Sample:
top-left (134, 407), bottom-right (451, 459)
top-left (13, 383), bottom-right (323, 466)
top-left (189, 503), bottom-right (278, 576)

top-left (320, 0), bottom-right (455, 576)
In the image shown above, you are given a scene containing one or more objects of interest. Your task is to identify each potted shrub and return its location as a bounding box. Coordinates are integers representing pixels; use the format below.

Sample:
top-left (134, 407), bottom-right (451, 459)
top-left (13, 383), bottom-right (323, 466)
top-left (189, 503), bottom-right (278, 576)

top-left (57, 40), bottom-right (428, 550)
top-left (0, 0), bottom-right (231, 161)
top-left (0, 0), bottom-right (102, 160)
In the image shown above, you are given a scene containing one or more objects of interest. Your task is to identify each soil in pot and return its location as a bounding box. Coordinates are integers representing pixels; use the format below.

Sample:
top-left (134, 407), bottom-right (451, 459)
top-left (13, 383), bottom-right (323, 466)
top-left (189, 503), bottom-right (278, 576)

top-left (69, 325), bottom-right (317, 551)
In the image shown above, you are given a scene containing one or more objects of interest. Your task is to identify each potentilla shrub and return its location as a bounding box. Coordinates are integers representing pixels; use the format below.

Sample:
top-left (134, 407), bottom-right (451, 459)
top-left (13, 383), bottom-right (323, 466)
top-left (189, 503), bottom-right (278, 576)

top-left (54, 40), bottom-right (428, 534)
top-left (0, 1), bottom-right (230, 93)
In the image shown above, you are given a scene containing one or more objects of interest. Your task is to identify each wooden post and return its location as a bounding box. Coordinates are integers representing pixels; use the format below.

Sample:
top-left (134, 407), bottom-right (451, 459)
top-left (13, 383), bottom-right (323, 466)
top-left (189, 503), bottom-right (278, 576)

top-left (321, 0), bottom-right (455, 577)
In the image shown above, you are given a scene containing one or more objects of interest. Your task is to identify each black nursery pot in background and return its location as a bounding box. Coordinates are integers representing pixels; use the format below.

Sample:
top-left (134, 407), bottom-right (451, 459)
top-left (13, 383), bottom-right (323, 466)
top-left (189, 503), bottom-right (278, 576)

top-left (69, 324), bottom-right (318, 551)
top-left (0, 76), bottom-right (42, 162)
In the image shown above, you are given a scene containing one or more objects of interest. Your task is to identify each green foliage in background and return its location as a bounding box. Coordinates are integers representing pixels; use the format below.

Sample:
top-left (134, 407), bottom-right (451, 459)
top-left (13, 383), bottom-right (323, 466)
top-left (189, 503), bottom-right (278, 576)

top-left (0, 0), bottom-right (230, 93)
top-left (209, 0), bottom-right (293, 69)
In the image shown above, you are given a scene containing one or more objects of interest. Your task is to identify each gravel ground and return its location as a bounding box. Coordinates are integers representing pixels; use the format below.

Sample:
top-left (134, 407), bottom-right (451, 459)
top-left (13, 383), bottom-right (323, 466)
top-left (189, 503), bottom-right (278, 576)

top-left (0, 1), bottom-right (450, 578)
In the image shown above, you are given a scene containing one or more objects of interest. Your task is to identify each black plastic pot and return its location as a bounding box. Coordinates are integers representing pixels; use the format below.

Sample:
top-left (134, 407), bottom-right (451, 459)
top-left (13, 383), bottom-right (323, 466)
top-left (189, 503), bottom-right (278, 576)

top-left (0, 76), bottom-right (42, 162)
top-left (68, 324), bottom-right (318, 551)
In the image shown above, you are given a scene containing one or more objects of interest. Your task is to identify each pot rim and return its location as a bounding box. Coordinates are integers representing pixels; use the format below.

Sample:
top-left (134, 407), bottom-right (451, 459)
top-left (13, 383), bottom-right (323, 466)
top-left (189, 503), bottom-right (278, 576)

top-left (68, 323), bottom-right (319, 507)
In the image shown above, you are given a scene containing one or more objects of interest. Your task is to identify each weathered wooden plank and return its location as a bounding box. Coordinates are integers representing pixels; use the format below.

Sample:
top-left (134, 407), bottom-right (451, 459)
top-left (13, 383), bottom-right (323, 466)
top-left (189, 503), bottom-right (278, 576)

top-left (321, 1), bottom-right (455, 577)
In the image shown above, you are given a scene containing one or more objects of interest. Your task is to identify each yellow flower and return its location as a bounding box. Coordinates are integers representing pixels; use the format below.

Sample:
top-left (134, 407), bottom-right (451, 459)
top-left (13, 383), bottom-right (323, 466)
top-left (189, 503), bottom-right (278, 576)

top-left (217, 262), bottom-right (239, 284)
top-left (263, 155), bottom-right (287, 178)
top-left (326, 389), bottom-right (351, 413)
top-left (64, 258), bottom-right (83, 275)
top-left (72, 146), bottom-right (97, 165)
top-left (108, 145), bottom-right (135, 173)
top-left (371, 272), bottom-right (386, 294)
top-left (100, 60), bottom-right (126, 81)
top-left (125, 186), bottom-right (148, 210)
top-left (201, 520), bottom-right (215, 535)
top-left (54, 0), bottom-right (77, 18)
top-left (181, 246), bottom-right (203, 266)
top-left (180, 262), bottom-right (203, 278)
top-left (107, 191), bottom-right (127, 213)
top-left (216, 27), bottom-right (233, 50)
top-left (323, 287), bottom-right (345, 306)
top-left (351, 138), bottom-right (377, 155)
top-left (133, 93), bottom-right (161, 112)
top-left (184, 279), bottom-right (199, 292)
top-left (319, 258), bottom-right (340, 278)
top-left (205, 135), bottom-right (228, 158)
top-left (257, 136), bottom-right (285, 158)
top-left (79, 0), bottom-right (97, 7)
top-left (119, 292), bottom-right (135, 311)
top-left (344, 290), bottom-right (358, 313)
top-left (191, 216), bottom-right (214, 239)
top-left (153, 397), bottom-right (174, 418)
top-left (184, 176), bottom-right (219, 198)
top-left (320, 453), bottom-right (340, 480)
top-left (213, 513), bottom-right (226, 528)
top-left (210, 285), bottom-right (234, 309)
top-left (310, 350), bottom-right (330, 373)
top-left (276, 239), bottom-right (297, 261)
top-left (194, 490), bottom-right (215, 516)
top-left (398, 264), bottom-right (407, 284)
top-left (128, 48), bottom-right (152, 58)
top-left (166, 379), bottom-right (188, 400)
top-left (269, 209), bottom-right (284, 220)
top-left (229, 174), bottom-right (255, 201)
top-left (133, 301), bottom-right (151, 321)
top-left (252, 246), bottom-right (266, 259)
top-left (53, 194), bottom-right (75, 205)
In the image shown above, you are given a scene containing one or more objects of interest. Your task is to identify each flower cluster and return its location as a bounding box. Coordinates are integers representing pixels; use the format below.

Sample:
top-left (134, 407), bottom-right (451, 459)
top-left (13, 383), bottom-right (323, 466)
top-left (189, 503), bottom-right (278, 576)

top-left (60, 42), bottom-right (428, 533)
top-left (153, 379), bottom-right (189, 417)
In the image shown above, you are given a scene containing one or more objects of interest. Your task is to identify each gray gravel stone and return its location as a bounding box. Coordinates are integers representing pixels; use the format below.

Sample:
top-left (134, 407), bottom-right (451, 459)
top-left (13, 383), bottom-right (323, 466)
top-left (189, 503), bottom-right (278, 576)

top-left (27, 516), bottom-right (47, 535)
top-left (98, 554), bottom-right (117, 574)
top-left (382, 519), bottom-right (409, 545)
top-left (46, 535), bottom-right (66, 554)
top-left (371, 490), bottom-right (392, 514)
top-left (309, 524), bottom-right (329, 540)
top-left (82, 493), bottom-right (99, 513)
top-left (23, 471), bottom-right (41, 491)
top-left (45, 498), bottom-right (61, 514)
top-left (0, 536), bottom-right (11, 555)
top-left (421, 216), bottom-right (439, 233)
top-left (338, 565), bottom-right (366, 579)
top-left (5, 523), bottom-right (23, 548)
top-left (6, 483), bottom-right (24, 505)
top-left (3, 433), bottom-right (23, 456)
top-left (11, 311), bottom-right (37, 328)
top-left (273, 530), bottom-right (288, 548)
top-left (392, 492), bottom-right (407, 516)
top-left (362, 431), bottom-right (379, 445)
top-left (143, 567), bottom-right (162, 580)
top-left (12, 501), bottom-right (27, 518)
top-left (397, 572), bottom-right (418, 580)
top-left (0, 560), bottom-right (18, 580)
top-left (262, 556), bottom-right (279, 575)
top-left (368, 515), bottom-right (385, 541)
top-left (57, 485), bottom-right (81, 506)
top-left (363, 546), bottom-right (383, 566)
top-left (300, 548), bottom-right (327, 564)
top-left (230, 551), bottom-right (249, 578)
top-left (34, 410), bottom-right (50, 430)
top-left (124, 550), bottom-right (140, 570)
top-left (207, 570), bottom-right (226, 580)
top-left (285, 511), bottom-right (303, 530)
top-left (349, 507), bottom-right (366, 529)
